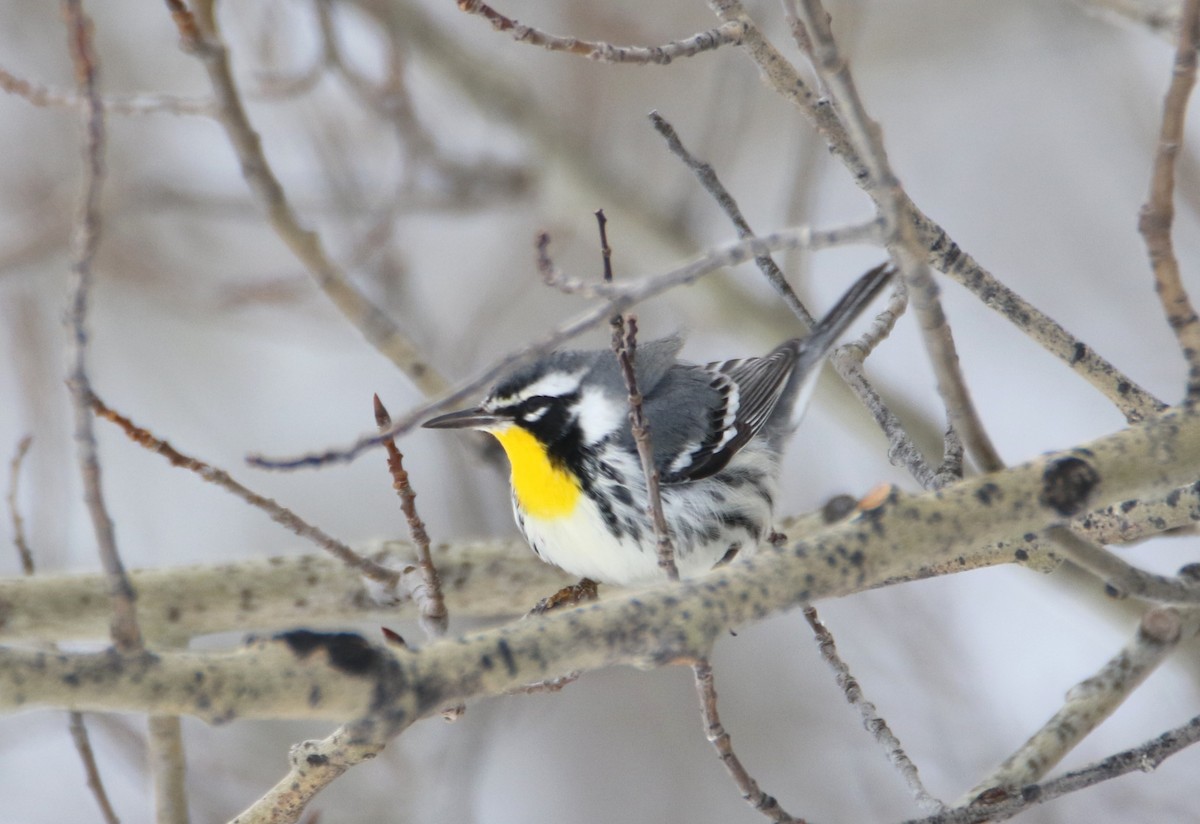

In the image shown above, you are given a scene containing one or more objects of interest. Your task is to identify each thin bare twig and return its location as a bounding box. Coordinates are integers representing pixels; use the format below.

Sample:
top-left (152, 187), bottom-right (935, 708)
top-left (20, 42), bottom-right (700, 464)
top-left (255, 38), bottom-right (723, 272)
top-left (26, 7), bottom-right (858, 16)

top-left (459, 0), bottom-right (743, 64)
top-left (67, 712), bottom-right (121, 824)
top-left (594, 211), bottom-right (679, 580)
top-left (803, 606), bottom-right (944, 812)
top-left (88, 392), bottom-right (402, 591)
top-left (250, 220), bottom-right (880, 470)
top-left (1139, 0), bottom-right (1200, 400)
top-left (63, 0), bottom-right (143, 654)
top-left (8, 434), bottom-right (121, 823)
top-left (373, 394), bottom-right (448, 637)
top-left (6, 436), bottom-right (34, 575)
top-left (692, 659), bottom-right (802, 823)
top-left (165, 0), bottom-right (450, 399)
top-left (648, 110), bottom-right (815, 326)
top-left (613, 316), bottom-right (680, 579)
top-left (0, 64), bottom-right (215, 116)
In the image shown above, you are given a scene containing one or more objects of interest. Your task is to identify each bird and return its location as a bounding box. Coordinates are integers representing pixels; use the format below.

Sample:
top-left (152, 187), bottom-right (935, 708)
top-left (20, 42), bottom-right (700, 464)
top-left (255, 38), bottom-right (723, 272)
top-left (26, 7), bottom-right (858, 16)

top-left (423, 263), bottom-right (894, 590)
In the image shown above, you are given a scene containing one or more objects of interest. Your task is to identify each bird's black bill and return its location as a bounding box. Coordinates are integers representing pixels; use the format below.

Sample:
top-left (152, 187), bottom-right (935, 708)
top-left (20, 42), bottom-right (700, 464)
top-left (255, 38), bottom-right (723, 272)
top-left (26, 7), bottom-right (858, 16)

top-left (422, 407), bottom-right (505, 429)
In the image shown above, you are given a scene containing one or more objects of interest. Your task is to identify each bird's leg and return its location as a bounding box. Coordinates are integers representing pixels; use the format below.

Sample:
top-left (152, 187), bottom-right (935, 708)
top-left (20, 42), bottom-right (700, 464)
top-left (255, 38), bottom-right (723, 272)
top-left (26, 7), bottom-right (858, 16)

top-left (529, 577), bottom-right (599, 615)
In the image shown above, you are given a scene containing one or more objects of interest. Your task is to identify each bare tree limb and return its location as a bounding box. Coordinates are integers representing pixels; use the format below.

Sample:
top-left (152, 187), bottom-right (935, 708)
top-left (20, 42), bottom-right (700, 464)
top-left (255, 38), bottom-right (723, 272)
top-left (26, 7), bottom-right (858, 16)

top-left (8, 408), bottom-right (1200, 724)
top-left (907, 715), bottom-right (1200, 824)
top-left (965, 605), bottom-right (1198, 801)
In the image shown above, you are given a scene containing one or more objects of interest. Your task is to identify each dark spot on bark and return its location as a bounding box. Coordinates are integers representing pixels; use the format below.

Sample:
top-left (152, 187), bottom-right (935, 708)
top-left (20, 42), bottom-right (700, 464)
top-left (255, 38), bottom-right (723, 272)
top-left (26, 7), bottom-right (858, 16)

top-left (1015, 548), bottom-right (1029, 562)
top-left (848, 549), bottom-right (865, 567)
top-left (1070, 342), bottom-right (1087, 364)
top-left (480, 654), bottom-right (493, 670)
top-left (975, 483), bottom-right (1000, 506)
top-left (166, 606), bottom-right (181, 623)
top-left (62, 672), bottom-right (80, 688)
top-left (497, 639), bottom-right (517, 677)
top-left (308, 684), bottom-right (322, 707)
top-left (821, 494), bottom-right (857, 523)
top-left (1120, 500), bottom-right (1137, 513)
top-left (1117, 381), bottom-right (1131, 396)
top-left (1167, 489), bottom-right (1182, 507)
top-left (307, 753), bottom-right (329, 766)
top-left (1039, 456), bottom-right (1100, 517)
top-left (279, 630), bottom-right (380, 676)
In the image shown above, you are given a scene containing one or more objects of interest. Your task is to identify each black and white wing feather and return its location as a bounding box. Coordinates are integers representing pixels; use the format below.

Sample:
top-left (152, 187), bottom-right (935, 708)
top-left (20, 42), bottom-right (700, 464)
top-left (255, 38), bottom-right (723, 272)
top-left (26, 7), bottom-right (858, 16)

top-left (658, 341), bottom-right (800, 484)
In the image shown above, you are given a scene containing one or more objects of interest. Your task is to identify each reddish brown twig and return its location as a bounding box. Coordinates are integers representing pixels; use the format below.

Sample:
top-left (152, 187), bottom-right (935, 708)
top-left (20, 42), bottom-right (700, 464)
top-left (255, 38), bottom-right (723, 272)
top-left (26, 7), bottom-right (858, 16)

top-left (596, 212), bottom-right (680, 581)
top-left (374, 394), bottom-right (447, 637)
top-left (89, 391), bottom-right (401, 590)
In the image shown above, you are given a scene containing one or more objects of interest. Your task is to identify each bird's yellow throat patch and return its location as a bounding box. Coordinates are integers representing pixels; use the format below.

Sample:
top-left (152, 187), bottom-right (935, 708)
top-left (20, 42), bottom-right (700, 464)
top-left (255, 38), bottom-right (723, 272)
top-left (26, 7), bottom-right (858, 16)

top-left (490, 425), bottom-right (580, 519)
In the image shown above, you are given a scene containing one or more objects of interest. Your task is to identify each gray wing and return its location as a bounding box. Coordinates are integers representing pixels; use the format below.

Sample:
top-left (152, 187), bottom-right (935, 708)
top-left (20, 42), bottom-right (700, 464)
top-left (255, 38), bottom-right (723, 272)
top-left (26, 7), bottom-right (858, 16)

top-left (648, 340), bottom-right (801, 484)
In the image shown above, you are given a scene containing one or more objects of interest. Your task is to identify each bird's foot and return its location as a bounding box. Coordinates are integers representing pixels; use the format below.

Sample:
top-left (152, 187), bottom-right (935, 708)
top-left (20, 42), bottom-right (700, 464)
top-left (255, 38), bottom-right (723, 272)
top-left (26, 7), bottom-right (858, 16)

top-left (529, 577), bottom-right (599, 616)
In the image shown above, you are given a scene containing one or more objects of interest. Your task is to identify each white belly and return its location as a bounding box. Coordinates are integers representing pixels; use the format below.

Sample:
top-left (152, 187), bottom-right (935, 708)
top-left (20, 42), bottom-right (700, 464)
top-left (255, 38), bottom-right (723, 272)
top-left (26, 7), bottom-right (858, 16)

top-left (513, 447), bottom-right (778, 587)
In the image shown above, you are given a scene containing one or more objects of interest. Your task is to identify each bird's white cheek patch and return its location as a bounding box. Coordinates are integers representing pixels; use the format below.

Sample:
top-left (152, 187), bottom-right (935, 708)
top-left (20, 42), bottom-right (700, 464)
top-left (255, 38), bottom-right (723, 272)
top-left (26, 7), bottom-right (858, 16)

top-left (575, 387), bottom-right (625, 445)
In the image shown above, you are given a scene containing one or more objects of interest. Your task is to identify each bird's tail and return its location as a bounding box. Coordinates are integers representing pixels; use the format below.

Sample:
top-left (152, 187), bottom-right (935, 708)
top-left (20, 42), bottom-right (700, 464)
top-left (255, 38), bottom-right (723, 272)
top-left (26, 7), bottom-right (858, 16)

top-left (768, 262), bottom-right (896, 442)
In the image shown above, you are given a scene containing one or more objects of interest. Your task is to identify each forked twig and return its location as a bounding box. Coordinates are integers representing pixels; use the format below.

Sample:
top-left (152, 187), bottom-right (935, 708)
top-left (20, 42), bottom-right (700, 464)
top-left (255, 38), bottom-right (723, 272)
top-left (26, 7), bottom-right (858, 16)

top-left (1138, 0), bottom-right (1200, 399)
top-left (788, 0), bottom-right (1003, 475)
top-left (906, 714), bottom-right (1200, 823)
top-left (964, 605), bottom-right (1198, 801)
top-left (89, 392), bottom-right (401, 591)
top-left (709, 0), bottom-right (1165, 423)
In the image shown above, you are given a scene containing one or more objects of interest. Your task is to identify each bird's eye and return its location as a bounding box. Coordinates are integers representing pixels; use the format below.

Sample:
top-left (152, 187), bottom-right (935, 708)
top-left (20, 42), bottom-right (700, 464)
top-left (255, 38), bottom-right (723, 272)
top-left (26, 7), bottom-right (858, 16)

top-left (520, 396), bottom-right (552, 423)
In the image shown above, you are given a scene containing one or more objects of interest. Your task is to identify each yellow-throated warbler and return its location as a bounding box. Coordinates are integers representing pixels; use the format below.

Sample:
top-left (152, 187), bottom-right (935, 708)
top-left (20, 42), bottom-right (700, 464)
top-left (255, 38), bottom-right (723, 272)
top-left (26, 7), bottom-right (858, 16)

top-left (424, 264), bottom-right (894, 586)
